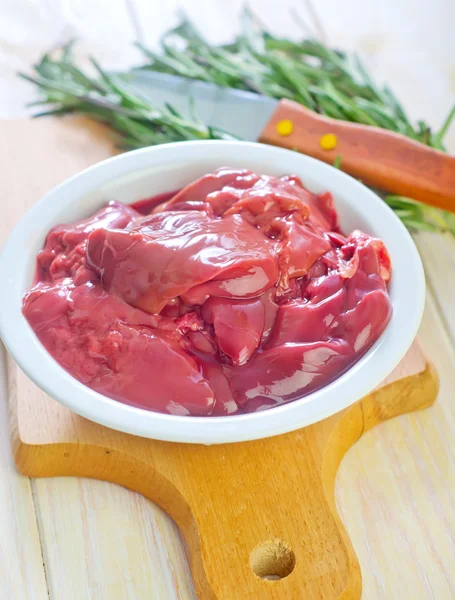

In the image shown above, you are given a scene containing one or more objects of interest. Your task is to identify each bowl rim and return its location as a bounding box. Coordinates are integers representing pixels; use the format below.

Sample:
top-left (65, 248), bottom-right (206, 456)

top-left (0, 140), bottom-right (425, 444)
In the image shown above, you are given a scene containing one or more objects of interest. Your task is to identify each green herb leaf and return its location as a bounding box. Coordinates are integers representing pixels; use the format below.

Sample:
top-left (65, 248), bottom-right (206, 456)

top-left (19, 45), bottom-right (239, 148)
top-left (20, 9), bottom-right (455, 238)
top-left (333, 155), bottom-right (342, 169)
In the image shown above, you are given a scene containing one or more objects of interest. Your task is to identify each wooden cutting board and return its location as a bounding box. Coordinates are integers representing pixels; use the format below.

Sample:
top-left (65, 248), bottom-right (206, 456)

top-left (2, 118), bottom-right (439, 600)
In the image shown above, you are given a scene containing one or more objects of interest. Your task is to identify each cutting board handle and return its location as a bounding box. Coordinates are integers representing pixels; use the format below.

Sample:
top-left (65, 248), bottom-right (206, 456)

top-left (259, 99), bottom-right (455, 213)
top-left (13, 350), bottom-right (438, 600)
top-left (6, 118), bottom-right (440, 600)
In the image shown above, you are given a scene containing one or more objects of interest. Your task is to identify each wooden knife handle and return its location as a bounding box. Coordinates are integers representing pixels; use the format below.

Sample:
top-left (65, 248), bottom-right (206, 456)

top-left (259, 99), bottom-right (455, 213)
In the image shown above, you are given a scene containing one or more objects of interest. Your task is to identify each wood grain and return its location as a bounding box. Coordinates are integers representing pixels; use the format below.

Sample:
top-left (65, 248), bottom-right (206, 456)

top-left (415, 231), bottom-right (455, 345)
top-left (31, 475), bottom-right (196, 600)
top-left (0, 345), bottom-right (49, 600)
top-left (259, 100), bottom-right (455, 212)
top-left (0, 117), bottom-right (439, 599)
top-left (0, 118), bottom-right (196, 600)
top-left (10, 348), bottom-right (437, 600)
top-left (0, 1), bottom-right (454, 598)
top-left (337, 292), bottom-right (455, 599)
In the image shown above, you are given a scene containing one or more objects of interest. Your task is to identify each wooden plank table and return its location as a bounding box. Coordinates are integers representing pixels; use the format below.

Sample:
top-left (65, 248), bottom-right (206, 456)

top-left (0, 1), bottom-right (454, 598)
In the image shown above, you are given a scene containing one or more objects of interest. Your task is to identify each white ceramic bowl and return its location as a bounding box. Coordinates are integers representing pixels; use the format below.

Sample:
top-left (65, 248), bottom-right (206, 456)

top-left (0, 141), bottom-right (424, 444)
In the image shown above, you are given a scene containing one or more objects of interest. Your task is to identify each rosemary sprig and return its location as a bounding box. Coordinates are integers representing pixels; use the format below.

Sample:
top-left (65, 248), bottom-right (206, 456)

top-left (20, 9), bottom-right (455, 236)
top-left (136, 9), bottom-right (455, 236)
top-left (20, 46), bottom-right (238, 149)
top-left (137, 10), bottom-right (453, 150)
top-left (383, 194), bottom-right (455, 235)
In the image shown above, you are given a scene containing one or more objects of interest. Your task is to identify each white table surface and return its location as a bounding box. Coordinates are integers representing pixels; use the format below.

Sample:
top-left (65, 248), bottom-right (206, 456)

top-left (0, 1), bottom-right (454, 598)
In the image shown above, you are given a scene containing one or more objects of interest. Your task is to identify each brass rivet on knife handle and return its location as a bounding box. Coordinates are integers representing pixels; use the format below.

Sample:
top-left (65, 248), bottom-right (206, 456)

top-left (320, 133), bottom-right (338, 151)
top-left (259, 99), bottom-right (455, 214)
top-left (276, 119), bottom-right (294, 136)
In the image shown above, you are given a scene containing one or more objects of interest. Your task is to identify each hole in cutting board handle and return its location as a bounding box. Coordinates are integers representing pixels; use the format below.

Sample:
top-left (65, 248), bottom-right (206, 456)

top-left (249, 539), bottom-right (296, 581)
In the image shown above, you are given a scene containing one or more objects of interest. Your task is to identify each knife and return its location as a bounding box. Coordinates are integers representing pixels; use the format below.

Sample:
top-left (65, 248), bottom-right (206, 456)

top-left (126, 70), bottom-right (455, 213)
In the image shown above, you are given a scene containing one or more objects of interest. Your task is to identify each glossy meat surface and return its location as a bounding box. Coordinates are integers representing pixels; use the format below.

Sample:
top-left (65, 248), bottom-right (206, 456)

top-left (23, 168), bottom-right (392, 416)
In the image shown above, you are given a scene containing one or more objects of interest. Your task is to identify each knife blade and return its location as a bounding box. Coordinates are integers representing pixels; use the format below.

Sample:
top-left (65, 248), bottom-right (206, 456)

top-left (124, 70), bottom-right (455, 213)
top-left (124, 70), bottom-right (278, 142)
